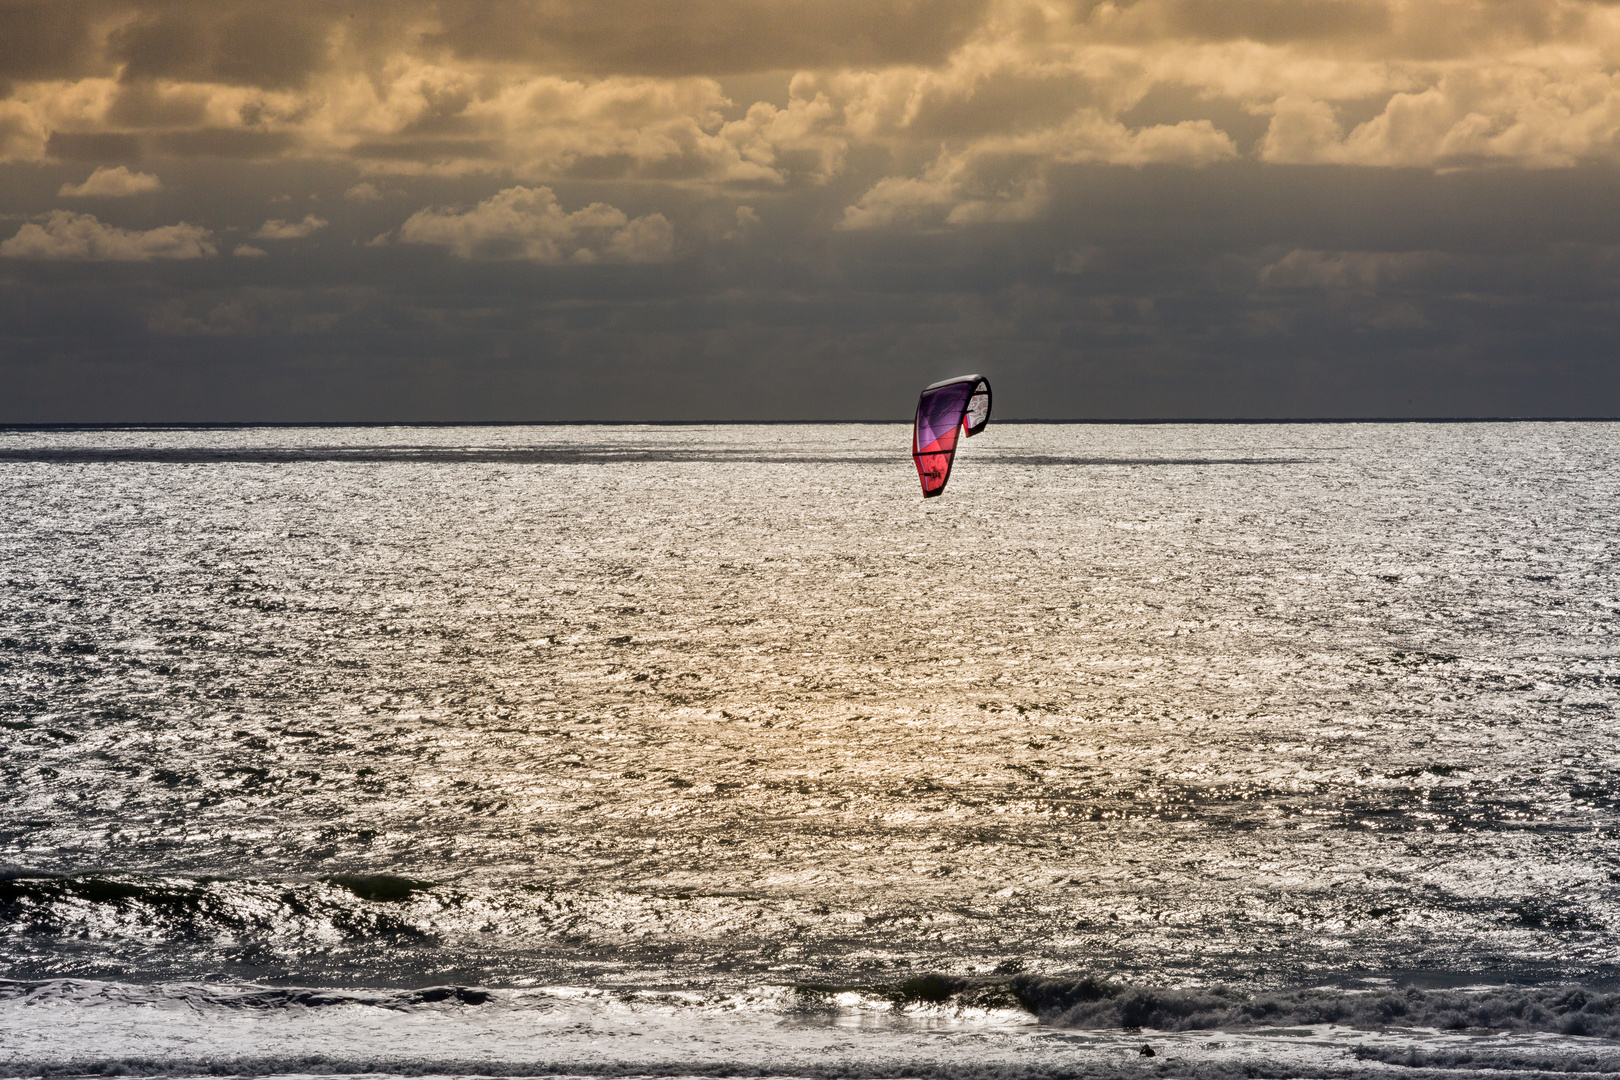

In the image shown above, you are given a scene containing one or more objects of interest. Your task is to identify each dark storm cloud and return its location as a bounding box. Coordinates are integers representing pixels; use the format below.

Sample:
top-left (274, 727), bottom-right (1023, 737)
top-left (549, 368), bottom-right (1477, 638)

top-left (108, 7), bottom-right (330, 89)
top-left (0, 1), bottom-right (348, 89)
top-left (2, 159), bottom-right (1618, 420)
top-left (44, 132), bottom-right (144, 162)
top-left (426, 0), bottom-right (993, 75)
top-left (45, 125), bottom-right (304, 163)
top-left (148, 129), bottom-right (299, 159)
top-left (900, 68), bottom-right (1103, 140)
top-left (0, 1), bottom-right (111, 84)
top-left (1156, 0), bottom-right (1392, 43)
top-left (349, 139), bottom-right (503, 164)
top-left (1077, 0), bottom-right (1605, 52)
top-left (0, 0), bottom-right (992, 89)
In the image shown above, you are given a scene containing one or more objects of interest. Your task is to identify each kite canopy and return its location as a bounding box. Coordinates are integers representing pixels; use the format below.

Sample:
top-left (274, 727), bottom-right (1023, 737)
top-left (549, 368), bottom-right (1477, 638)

top-left (912, 374), bottom-right (991, 498)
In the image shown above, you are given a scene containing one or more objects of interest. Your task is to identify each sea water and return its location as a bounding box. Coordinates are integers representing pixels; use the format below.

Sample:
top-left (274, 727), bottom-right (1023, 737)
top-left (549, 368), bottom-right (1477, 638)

top-left (2, 422), bottom-right (1618, 1077)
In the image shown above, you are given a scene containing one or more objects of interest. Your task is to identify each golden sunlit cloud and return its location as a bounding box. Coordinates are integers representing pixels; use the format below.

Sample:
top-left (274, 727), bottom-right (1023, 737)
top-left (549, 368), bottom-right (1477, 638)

top-left (2, 0), bottom-right (1619, 233)
top-left (0, 209), bottom-right (214, 259)
top-left (56, 163), bottom-right (162, 195)
top-left (253, 214), bottom-right (327, 239)
top-left (397, 185), bottom-right (676, 262)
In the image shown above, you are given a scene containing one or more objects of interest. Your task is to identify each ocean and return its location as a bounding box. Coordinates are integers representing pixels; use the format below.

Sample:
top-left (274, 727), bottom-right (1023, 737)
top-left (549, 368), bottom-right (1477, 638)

top-left (2, 421), bottom-right (1618, 1078)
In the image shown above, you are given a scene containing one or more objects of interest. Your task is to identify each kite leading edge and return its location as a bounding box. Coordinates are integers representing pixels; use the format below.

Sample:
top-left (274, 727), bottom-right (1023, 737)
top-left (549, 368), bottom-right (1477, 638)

top-left (912, 374), bottom-right (991, 498)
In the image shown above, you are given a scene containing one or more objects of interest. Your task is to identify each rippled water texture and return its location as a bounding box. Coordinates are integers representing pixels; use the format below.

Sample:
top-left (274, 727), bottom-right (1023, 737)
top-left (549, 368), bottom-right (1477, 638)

top-left (2, 422), bottom-right (1618, 994)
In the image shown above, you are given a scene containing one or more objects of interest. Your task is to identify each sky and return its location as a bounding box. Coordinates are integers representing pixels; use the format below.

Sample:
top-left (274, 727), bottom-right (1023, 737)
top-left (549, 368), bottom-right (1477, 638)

top-left (2, 0), bottom-right (1620, 421)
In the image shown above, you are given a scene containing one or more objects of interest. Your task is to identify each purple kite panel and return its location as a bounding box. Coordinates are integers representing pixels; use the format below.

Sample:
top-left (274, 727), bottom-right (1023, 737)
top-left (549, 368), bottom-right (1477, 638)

top-left (912, 374), bottom-right (990, 498)
top-left (916, 381), bottom-right (974, 452)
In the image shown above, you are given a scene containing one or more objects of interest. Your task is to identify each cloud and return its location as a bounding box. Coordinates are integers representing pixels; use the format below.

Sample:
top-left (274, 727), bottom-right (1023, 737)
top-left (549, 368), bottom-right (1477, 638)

top-left (57, 165), bottom-right (163, 197)
top-left (727, 204), bottom-right (761, 239)
top-left (1, 0), bottom-right (1620, 235)
top-left (714, 92), bottom-right (848, 184)
top-left (425, 0), bottom-right (992, 75)
top-left (254, 214), bottom-right (328, 239)
top-left (1259, 249), bottom-right (1439, 289)
top-left (0, 2), bottom-right (107, 83)
top-left (146, 298), bottom-right (260, 337)
top-left (107, 7), bottom-right (332, 90)
top-left (397, 185), bottom-right (674, 262)
top-left (232, 243), bottom-right (267, 257)
top-left (0, 210), bottom-right (216, 260)
top-left (1257, 71), bottom-right (1620, 168)
top-left (839, 152), bottom-right (1049, 229)
top-left (1055, 246), bottom-right (1104, 274)
top-left (142, 286), bottom-right (358, 339)
top-left (840, 115), bottom-right (1236, 229)
top-left (1256, 95), bottom-right (1347, 163)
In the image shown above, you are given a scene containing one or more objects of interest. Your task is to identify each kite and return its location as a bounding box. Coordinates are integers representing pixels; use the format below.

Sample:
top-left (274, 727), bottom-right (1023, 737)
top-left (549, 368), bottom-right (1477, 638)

top-left (912, 374), bottom-right (991, 498)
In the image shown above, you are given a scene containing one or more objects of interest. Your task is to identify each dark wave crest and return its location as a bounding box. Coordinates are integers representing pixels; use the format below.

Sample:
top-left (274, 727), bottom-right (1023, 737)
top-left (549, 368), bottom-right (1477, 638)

top-left (10, 976), bottom-right (1620, 1080)
top-left (0, 977), bottom-right (489, 1009)
top-left (797, 974), bottom-right (1620, 1038)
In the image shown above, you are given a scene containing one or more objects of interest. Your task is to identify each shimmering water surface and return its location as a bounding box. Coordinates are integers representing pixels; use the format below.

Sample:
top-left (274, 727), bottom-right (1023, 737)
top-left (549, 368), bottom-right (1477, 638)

top-left (2, 422), bottom-right (1618, 1076)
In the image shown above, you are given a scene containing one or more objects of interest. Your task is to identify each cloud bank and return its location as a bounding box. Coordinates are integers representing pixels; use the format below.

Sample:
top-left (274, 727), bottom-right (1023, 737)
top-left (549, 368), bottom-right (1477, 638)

top-left (1, 210), bottom-right (215, 260)
top-left (398, 185), bottom-right (674, 262)
top-left (3, 0), bottom-right (1620, 219)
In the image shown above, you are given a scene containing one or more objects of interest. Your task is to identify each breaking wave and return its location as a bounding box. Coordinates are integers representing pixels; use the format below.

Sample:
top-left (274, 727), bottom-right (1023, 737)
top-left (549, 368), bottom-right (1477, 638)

top-left (1004, 975), bottom-right (1620, 1037)
top-left (10, 975), bottom-right (1620, 1080)
top-left (785, 974), bottom-right (1620, 1039)
top-left (9, 971), bottom-right (1620, 1037)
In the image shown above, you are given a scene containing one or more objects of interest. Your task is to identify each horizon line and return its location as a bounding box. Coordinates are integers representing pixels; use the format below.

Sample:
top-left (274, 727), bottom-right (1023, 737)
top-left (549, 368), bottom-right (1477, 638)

top-left (1, 416), bottom-right (1618, 430)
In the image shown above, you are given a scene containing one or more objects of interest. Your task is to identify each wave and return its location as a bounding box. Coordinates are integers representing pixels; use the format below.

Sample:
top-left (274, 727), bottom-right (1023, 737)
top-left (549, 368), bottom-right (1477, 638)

top-left (4, 872), bottom-right (1618, 1041)
top-left (1002, 975), bottom-right (1620, 1038)
top-left (10, 971), bottom-right (1620, 1037)
top-left (0, 870), bottom-right (441, 939)
top-left (789, 974), bottom-right (1620, 1040)
top-left (0, 1059), bottom-right (1400, 1080)
top-left (0, 977), bottom-right (490, 1009)
top-left (9, 976), bottom-right (1620, 1080)
top-left (10, 1055), bottom-right (1620, 1080)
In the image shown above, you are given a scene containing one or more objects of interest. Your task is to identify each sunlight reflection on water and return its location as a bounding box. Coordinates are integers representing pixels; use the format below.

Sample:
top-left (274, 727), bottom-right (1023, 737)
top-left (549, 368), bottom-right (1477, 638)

top-left (0, 422), bottom-right (1617, 993)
